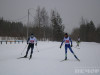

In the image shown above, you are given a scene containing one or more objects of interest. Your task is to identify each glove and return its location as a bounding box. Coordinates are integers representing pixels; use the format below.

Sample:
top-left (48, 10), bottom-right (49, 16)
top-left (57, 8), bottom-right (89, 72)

top-left (35, 43), bottom-right (37, 46)
top-left (71, 44), bottom-right (73, 47)
top-left (60, 45), bottom-right (62, 48)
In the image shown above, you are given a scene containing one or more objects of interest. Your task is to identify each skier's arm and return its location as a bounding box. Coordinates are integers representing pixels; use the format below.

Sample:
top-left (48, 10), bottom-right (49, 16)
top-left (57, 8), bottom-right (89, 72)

top-left (34, 37), bottom-right (37, 46)
top-left (27, 37), bottom-right (30, 44)
top-left (60, 39), bottom-right (65, 48)
top-left (69, 37), bottom-right (72, 47)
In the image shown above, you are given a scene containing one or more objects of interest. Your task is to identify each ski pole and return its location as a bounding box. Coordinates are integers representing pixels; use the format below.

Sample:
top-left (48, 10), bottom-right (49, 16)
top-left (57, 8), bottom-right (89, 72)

top-left (21, 44), bottom-right (27, 55)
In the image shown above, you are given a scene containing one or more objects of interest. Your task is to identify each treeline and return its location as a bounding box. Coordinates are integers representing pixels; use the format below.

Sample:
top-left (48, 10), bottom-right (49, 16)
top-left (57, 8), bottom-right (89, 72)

top-left (71, 18), bottom-right (100, 43)
top-left (0, 7), bottom-right (64, 41)
top-left (0, 17), bottom-right (27, 40)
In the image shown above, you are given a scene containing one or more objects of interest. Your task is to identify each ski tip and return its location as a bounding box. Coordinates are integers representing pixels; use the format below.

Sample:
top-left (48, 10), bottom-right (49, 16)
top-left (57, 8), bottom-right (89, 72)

top-left (29, 58), bottom-right (32, 60)
top-left (17, 57), bottom-right (27, 59)
top-left (60, 59), bottom-right (68, 62)
top-left (77, 59), bottom-right (80, 61)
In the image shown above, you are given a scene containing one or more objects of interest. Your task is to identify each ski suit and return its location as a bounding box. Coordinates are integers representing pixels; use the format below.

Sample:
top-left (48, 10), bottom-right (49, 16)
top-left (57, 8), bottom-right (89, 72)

top-left (77, 37), bottom-right (80, 46)
top-left (60, 37), bottom-right (74, 59)
top-left (25, 36), bottom-right (37, 57)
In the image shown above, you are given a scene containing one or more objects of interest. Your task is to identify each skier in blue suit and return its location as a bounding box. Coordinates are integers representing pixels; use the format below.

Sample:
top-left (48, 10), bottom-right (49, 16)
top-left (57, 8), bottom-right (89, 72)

top-left (60, 33), bottom-right (80, 61)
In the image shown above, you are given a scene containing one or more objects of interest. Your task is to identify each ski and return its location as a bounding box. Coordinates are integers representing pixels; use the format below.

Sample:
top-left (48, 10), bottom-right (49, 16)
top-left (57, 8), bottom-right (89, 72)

top-left (60, 59), bottom-right (68, 62)
top-left (17, 57), bottom-right (28, 59)
top-left (60, 59), bottom-right (80, 62)
top-left (74, 46), bottom-right (80, 49)
top-left (76, 58), bottom-right (80, 61)
top-left (73, 55), bottom-right (80, 61)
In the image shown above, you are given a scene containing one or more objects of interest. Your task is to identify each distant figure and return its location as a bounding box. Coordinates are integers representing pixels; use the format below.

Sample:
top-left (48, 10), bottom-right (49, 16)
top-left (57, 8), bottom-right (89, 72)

top-left (24, 33), bottom-right (37, 59)
top-left (60, 33), bottom-right (80, 61)
top-left (76, 36), bottom-right (80, 47)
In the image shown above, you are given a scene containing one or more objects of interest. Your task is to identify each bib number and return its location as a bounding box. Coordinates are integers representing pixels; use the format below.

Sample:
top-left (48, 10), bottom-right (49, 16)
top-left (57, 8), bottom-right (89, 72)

top-left (30, 40), bottom-right (34, 43)
top-left (66, 40), bottom-right (69, 43)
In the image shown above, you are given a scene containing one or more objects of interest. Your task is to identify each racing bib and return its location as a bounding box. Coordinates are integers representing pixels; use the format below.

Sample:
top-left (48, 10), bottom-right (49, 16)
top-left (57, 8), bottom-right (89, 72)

top-left (66, 40), bottom-right (69, 43)
top-left (30, 40), bottom-right (34, 43)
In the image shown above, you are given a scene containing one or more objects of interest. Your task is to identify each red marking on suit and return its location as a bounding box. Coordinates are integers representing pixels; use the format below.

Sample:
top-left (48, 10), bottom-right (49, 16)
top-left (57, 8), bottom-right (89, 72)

top-left (66, 40), bottom-right (69, 43)
top-left (30, 40), bottom-right (34, 43)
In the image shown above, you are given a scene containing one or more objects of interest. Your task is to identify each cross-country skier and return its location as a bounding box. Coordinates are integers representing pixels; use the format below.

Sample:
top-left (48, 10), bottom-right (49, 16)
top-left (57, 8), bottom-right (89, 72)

top-left (60, 33), bottom-right (80, 61)
top-left (24, 33), bottom-right (37, 59)
top-left (76, 36), bottom-right (80, 47)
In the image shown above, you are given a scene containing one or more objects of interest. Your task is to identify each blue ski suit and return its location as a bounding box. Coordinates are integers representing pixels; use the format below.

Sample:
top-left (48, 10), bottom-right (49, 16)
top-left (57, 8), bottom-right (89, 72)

top-left (60, 37), bottom-right (74, 57)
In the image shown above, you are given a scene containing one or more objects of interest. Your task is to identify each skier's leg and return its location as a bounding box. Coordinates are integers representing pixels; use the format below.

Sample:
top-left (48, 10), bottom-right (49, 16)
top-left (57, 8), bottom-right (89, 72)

top-left (65, 45), bottom-right (68, 60)
top-left (30, 48), bottom-right (33, 58)
top-left (30, 44), bottom-right (34, 59)
top-left (77, 41), bottom-right (79, 47)
top-left (68, 45), bottom-right (74, 54)
top-left (24, 45), bottom-right (30, 57)
top-left (69, 45), bottom-right (80, 60)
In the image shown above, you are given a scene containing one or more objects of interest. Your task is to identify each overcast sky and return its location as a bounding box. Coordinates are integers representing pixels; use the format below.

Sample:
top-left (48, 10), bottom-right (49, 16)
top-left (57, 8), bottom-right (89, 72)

top-left (0, 0), bottom-right (100, 33)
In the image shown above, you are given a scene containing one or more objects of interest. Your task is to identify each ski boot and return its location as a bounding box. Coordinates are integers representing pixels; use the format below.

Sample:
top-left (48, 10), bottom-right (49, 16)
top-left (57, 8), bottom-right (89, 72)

top-left (65, 53), bottom-right (67, 60)
top-left (24, 55), bottom-right (27, 58)
top-left (65, 57), bottom-right (67, 60)
top-left (29, 54), bottom-right (32, 60)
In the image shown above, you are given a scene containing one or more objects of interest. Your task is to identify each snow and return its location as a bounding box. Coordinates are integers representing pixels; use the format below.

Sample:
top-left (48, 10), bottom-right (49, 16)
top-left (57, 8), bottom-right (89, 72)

top-left (0, 41), bottom-right (100, 75)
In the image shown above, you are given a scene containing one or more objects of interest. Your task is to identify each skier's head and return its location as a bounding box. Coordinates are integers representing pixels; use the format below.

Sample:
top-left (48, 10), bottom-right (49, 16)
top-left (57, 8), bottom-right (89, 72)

top-left (30, 33), bottom-right (34, 38)
top-left (65, 33), bottom-right (68, 38)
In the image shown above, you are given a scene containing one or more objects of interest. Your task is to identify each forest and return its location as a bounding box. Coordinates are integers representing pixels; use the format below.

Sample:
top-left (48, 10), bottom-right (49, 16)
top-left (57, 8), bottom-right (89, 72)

top-left (0, 7), bottom-right (100, 43)
top-left (0, 7), bottom-right (64, 41)
top-left (71, 18), bottom-right (100, 43)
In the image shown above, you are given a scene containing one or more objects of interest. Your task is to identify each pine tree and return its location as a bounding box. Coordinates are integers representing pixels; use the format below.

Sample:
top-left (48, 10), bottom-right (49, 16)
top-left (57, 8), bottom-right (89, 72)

top-left (50, 10), bottom-right (64, 41)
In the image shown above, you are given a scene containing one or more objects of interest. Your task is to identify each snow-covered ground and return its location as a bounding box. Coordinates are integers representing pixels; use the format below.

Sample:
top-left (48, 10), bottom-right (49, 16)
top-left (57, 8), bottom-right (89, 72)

top-left (0, 41), bottom-right (100, 75)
